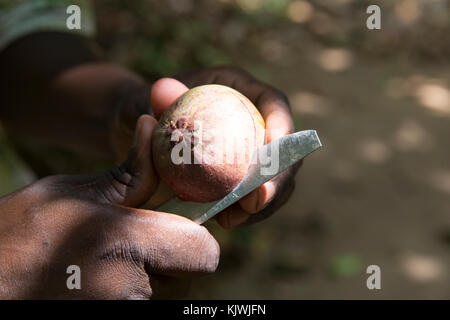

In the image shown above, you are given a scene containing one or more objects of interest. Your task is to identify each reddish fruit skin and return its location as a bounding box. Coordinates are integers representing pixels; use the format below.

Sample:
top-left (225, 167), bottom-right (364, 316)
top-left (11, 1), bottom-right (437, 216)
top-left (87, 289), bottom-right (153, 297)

top-left (152, 84), bottom-right (265, 203)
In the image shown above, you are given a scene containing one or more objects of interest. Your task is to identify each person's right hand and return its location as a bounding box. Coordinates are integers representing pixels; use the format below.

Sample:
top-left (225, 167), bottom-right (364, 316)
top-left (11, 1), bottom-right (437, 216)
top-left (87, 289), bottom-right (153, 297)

top-left (0, 115), bottom-right (219, 300)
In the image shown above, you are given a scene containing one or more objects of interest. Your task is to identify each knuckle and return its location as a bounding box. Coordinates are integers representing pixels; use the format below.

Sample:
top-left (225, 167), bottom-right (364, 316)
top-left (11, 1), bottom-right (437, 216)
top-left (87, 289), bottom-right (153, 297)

top-left (268, 87), bottom-right (290, 107)
top-left (94, 168), bottom-right (131, 204)
top-left (277, 90), bottom-right (290, 107)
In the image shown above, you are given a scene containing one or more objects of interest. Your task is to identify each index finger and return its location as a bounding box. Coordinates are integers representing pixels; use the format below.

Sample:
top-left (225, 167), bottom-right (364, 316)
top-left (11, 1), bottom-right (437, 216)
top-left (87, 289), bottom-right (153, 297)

top-left (120, 208), bottom-right (220, 277)
top-left (203, 68), bottom-right (295, 142)
top-left (233, 76), bottom-right (294, 139)
top-left (175, 67), bottom-right (295, 142)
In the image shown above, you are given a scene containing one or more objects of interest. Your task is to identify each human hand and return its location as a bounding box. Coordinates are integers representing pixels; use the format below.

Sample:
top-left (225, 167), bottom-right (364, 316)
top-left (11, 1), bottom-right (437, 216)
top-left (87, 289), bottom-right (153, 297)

top-left (150, 66), bottom-right (301, 229)
top-left (0, 115), bottom-right (219, 299)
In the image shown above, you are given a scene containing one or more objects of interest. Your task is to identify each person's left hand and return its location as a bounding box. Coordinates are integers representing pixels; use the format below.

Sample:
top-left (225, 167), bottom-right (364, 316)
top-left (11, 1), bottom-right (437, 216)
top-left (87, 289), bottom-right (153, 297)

top-left (150, 66), bottom-right (302, 229)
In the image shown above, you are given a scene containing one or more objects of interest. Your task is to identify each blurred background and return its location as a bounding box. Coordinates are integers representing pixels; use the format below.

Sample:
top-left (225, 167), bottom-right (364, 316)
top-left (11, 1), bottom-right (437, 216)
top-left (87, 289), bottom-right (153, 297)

top-left (0, 0), bottom-right (449, 299)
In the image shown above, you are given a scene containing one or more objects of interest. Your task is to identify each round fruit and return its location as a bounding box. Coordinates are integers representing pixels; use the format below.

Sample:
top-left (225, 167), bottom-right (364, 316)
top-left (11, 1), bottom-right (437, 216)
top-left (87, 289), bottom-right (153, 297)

top-left (152, 84), bottom-right (265, 202)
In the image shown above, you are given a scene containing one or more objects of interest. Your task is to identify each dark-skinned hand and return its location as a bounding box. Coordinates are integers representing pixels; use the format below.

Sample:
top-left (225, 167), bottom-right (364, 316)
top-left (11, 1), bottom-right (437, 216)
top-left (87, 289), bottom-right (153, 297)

top-left (108, 66), bottom-right (301, 229)
top-left (0, 115), bottom-right (219, 299)
top-left (150, 66), bottom-right (302, 228)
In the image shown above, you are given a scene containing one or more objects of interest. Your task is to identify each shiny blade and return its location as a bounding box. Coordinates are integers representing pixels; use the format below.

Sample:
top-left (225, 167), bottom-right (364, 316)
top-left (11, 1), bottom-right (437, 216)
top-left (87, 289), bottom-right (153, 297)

top-left (194, 130), bottom-right (322, 223)
top-left (156, 130), bottom-right (322, 224)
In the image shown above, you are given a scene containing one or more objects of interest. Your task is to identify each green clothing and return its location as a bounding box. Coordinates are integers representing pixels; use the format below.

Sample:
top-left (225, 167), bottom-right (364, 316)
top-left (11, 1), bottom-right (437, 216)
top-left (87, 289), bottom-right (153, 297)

top-left (0, 0), bottom-right (95, 52)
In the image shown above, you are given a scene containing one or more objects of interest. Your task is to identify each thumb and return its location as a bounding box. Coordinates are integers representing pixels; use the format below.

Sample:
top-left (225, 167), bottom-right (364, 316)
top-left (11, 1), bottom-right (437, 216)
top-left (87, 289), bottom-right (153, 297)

top-left (99, 114), bottom-right (159, 207)
top-left (150, 78), bottom-right (189, 119)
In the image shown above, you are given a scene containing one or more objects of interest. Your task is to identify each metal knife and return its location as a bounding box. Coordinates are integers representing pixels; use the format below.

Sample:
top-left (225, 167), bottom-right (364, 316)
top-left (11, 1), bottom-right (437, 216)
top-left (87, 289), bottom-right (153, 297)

top-left (156, 129), bottom-right (322, 224)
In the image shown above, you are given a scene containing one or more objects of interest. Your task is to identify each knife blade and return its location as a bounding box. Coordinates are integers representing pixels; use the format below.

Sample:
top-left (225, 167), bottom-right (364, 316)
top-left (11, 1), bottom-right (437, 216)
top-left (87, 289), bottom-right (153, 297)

top-left (156, 129), bottom-right (322, 224)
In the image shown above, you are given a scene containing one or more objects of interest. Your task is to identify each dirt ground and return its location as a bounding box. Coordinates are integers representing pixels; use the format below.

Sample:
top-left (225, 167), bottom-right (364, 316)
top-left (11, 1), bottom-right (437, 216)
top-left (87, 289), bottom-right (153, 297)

top-left (189, 52), bottom-right (450, 299)
top-left (184, 1), bottom-right (450, 298)
top-left (0, 0), bottom-right (449, 299)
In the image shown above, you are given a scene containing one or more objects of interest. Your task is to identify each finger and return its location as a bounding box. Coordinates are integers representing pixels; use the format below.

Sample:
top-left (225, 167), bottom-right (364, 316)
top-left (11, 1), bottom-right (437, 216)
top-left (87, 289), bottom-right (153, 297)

top-left (75, 203), bottom-right (217, 298)
top-left (175, 66), bottom-right (294, 142)
top-left (150, 78), bottom-right (189, 119)
top-left (238, 159), bottom-right (301, 214)
top-left (215, 203), bottom-right (251, 229)
top-left (235, 80), bottom-right (296, 212)
top-left (241, 83), bottom-right (294, 143)
top-left (121, 114), bottom-right (159, 206)
top-left (170, 67), bottom-right (295, 220)
top-left (216, 176), bottom-right (296, 230)
top-left (188, 67), bottom-right (294, 140)
top-left (238, 181), bottom-right (277, 214)
top-left (215, 68), bottom-right (294, 141)
top-left (119, 208), bottom-right (220, 277)
top-left (237, 95), bottom-right (295, 214)
top-left (242, 174), bottom-right (296, 227)
top-left (94, 114), bottom-right (159, 207)
top-left (264, 105), bottom-right (294, 142)
top-left (216, 180), bottom-right (277, 228)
